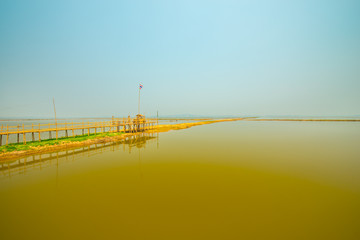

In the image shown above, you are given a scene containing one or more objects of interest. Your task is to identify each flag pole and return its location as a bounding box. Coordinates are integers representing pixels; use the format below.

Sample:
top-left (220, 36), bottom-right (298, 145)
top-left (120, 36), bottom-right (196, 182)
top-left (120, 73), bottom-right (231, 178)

top-left (138, 85), bottom-right (140, 115)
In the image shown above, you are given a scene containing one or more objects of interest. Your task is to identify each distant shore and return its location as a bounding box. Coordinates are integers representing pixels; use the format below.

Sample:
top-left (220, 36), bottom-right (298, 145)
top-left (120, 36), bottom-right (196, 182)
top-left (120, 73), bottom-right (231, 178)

top-left (244, 118), bottom-right (360, 122)
top-left (1, 117), bottom-right (359, 122)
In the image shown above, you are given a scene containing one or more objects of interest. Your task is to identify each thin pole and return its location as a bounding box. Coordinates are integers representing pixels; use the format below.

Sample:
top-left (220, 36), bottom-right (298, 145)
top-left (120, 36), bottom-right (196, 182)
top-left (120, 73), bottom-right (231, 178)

top-left (138, 86), bottom-right (140, 115)
top-left (53, 97), bottom-right (58, 139)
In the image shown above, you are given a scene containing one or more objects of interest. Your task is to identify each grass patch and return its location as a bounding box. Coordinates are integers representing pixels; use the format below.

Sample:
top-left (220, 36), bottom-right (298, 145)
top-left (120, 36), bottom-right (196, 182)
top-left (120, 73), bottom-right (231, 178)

top-left (0, 132), bottom-right (124, 153)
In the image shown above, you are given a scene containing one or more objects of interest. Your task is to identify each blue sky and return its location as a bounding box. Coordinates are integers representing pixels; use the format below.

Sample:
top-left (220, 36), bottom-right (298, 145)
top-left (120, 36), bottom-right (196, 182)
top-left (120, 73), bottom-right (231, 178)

top-left (0, 0), bottom-right (359, 118)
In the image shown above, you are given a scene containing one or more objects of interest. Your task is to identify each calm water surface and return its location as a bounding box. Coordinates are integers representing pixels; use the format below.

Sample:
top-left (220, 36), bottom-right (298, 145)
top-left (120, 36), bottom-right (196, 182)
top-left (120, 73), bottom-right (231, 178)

top-left (0, 121), bottom-right (359, 239)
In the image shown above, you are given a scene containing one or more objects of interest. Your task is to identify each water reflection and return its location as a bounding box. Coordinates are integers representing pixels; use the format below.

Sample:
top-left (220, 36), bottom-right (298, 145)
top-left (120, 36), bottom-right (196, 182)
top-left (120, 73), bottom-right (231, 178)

top-left (0, 122), bottom-right (359, 240)
top-left (0, 132), bottom-right (159, 179)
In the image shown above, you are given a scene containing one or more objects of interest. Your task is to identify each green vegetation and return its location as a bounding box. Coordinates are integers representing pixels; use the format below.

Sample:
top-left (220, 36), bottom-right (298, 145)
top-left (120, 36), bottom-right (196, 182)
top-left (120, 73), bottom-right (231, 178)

top-left (0, 132), bottom-right (124, 154)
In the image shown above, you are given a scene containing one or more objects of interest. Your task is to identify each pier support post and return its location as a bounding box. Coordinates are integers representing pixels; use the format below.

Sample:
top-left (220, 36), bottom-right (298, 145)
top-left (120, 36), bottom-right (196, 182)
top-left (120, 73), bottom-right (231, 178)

top-left (17, 125), bottom-right (20, 143)
top-left (72, 122), bottom-right (75, 137)
top-left (22, 124), bottom-right (26, 144)
top-left (31, 124), bottom-right (35, 141)
top-left (38, 124), bottom-right (41, 142)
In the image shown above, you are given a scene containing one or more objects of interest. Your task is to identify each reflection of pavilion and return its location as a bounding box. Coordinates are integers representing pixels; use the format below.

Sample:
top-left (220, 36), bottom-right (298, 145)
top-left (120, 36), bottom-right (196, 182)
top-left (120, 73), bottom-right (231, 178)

top-left (0, 132), bottom-right (159, 179)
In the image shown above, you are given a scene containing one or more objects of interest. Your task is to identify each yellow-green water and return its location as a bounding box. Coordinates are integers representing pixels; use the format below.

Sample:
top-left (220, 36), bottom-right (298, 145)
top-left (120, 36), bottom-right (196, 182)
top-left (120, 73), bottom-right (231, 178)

top-left (0, 121), bottom-right (359, 239)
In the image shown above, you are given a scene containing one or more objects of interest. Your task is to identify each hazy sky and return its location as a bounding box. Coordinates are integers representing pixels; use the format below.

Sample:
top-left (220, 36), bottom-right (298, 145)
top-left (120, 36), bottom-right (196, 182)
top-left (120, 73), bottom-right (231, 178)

top-left (1, 0), bottom-right (359, 118)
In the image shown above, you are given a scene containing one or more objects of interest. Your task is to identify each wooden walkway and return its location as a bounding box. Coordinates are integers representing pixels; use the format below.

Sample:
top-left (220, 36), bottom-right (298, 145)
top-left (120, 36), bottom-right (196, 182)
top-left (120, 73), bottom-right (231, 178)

top-left (0, 117), bottom-right (156, 146)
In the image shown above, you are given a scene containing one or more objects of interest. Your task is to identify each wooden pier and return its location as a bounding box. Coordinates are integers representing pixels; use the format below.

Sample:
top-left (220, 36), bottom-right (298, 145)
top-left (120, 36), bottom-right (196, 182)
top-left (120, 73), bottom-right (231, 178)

top-left (0, 116), bottom-right (156, 146)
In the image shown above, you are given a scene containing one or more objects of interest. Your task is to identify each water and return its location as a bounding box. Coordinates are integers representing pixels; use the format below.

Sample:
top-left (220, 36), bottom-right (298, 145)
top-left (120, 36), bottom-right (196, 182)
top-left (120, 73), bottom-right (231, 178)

top-left (0, 121), bottom-right (359, 239)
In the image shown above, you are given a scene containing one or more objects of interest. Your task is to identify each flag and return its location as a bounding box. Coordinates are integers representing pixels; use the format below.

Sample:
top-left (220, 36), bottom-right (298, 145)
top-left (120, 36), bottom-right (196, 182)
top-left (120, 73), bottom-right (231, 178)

top-left (139, 84), bottom-right (143, 89)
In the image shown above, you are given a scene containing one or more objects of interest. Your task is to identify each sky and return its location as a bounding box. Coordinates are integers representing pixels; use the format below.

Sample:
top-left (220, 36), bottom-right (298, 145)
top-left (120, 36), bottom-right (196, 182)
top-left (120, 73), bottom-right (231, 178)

top-left (0, 0), bottom-right (359, 118)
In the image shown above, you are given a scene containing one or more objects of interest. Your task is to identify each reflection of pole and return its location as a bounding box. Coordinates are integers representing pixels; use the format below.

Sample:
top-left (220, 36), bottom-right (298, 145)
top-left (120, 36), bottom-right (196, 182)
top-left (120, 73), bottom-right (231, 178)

top-left (138, 148), bottom-right (143, 183)
top-left (157, 132), bottom-right (159, 149)
top-left (56, 152), bottom-right (59, 188)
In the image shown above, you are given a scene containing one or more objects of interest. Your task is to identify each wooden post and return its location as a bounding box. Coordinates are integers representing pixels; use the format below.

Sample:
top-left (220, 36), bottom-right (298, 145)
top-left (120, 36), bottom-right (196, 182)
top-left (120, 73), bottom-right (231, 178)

top-left (17, 125), bottom-right (20, 143)
top-left (48, 123), bottom-right (52, 139)
top-left (23, 124), bottom-right (26, 144)
top-left (65, 122), bottom-right (68, 137)
top-left (6, 125), bottom-right (9, 145)
top-left (0, 134), bottom-right (2, 146)
top-left (72, 121), bottom-right (75, 137)
top-left (82, 121), bottom-right (84, 135)
top-left (32, 123), bottom-right (35, 141)
top-left (38, 123), bottom-right (41, 141)
top-left (87, 121), bottom-right (90, 136)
